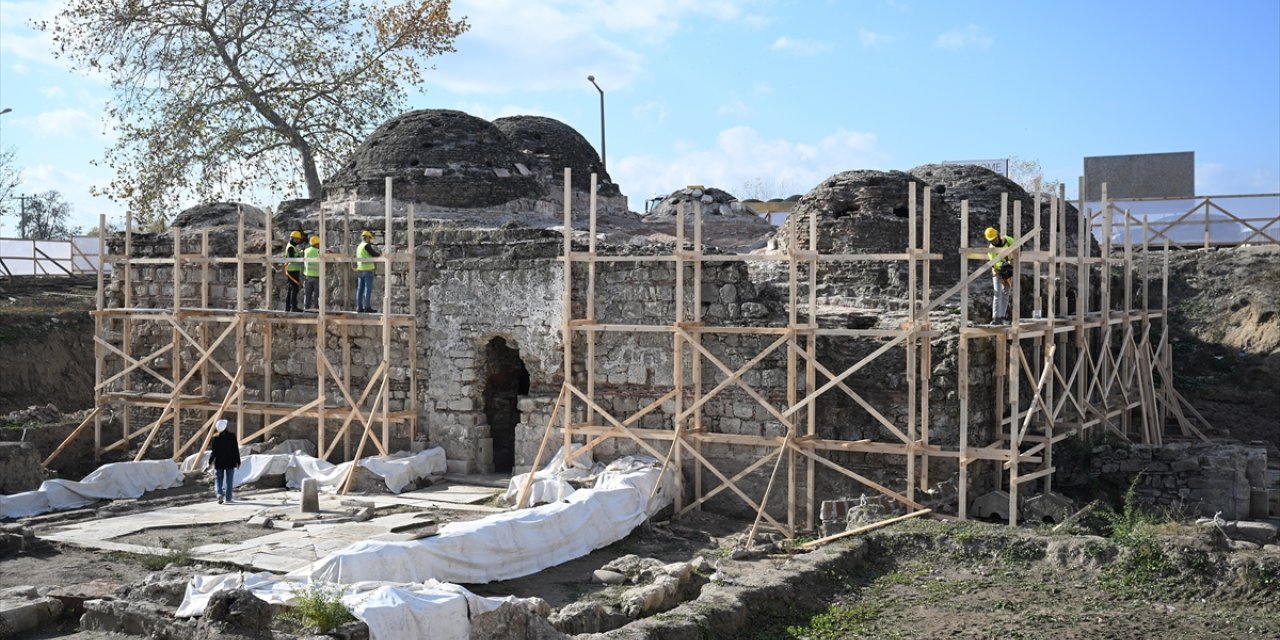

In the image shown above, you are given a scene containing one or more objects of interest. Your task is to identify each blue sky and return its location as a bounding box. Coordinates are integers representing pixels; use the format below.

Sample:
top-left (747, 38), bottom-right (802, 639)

top-left (1, 0), bottom-right (1278, 234)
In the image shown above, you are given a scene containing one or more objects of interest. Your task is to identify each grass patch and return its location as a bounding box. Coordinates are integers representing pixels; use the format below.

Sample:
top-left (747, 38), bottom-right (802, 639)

top-left (281, 585), bottom-right (355, 634)
top-left (131, 533), bottom-right (198, 570)
top-left (780, 601), bottom-right (881, 639)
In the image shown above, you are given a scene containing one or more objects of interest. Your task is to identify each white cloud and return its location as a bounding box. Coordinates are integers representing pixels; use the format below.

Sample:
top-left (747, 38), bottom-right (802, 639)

top-left (39, 84), bottom-right (65, 99)
top-left (32, 108), bottom-right (99, 136)
top-left (933, 24), bottom-right (993, 51)
top-left (432, 0), bottom-right (766, 94)
top-left (856, 28), bottom-right (895, 48)
top-left (10, 61), bottom-right (29, 74)
top-left (752, 82), bottom-right (772, 95)
top-left (0, 0), bottom-right (63, 69)
top-left (614, 126), bottom-right (889, 206)
top-left (633, 101), bottom-right (669, 124)
top-left (770, 36), bottom-right (832, 57)
top-left (717, 98), bottom-right (750, 117)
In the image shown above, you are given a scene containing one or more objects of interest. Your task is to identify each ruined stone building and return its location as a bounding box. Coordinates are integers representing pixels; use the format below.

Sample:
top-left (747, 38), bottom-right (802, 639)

top-left (91, 108), bottom-right (1264, 529)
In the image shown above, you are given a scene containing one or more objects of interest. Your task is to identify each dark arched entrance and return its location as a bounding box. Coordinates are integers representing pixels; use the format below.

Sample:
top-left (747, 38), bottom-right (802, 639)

top-left (482, 337), bottom-right (530, 473)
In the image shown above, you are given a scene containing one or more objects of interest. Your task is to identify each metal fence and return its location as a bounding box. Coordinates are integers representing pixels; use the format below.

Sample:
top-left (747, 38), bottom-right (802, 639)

top-left (0, 236), bottom-right (105, 278)
top-left (1086, 193), bottom-right (1279, 249)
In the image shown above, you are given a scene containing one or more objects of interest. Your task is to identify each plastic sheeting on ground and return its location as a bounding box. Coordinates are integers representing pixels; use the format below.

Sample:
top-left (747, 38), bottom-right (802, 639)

top-left (0, 460), bottom-right (182, 519)
top-left (179, 448), bottom-right (447, 494)
top-left (175, 572), bottom-right (529, 640)
top-left (501, 444), bottom-right (594, 506)
top-left (292, 455), bottom-right (676, 585)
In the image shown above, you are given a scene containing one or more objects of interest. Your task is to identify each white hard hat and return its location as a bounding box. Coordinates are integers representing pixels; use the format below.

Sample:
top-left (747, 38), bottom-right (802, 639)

top-left (215, 419), bottom-right (228, 433)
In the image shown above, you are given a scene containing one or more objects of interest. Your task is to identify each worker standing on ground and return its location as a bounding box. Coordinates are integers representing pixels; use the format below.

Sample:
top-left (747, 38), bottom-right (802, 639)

top-left (283, 230), bottom-right (304, 312)
top-left (209, 419), bottom-right (241, 504)
top-left (303, 234), bottom-right (321, 310)
top-left (985, 227), bottom-right (1016, 324)
top-left (354, 229), bottom-right (382, 313)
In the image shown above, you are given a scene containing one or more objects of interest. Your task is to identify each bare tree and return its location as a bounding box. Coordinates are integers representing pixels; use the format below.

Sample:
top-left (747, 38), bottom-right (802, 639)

top-left (19, 191), bottom-right (80, 240)
top-left (737, 176), bottom-right (797, 201)
top-left (1008, 156), bottom-right (1063, 195)
top-left (43, 0), bottom-right (468, 226)
top-left (0, 146), bottom-right (20, 229)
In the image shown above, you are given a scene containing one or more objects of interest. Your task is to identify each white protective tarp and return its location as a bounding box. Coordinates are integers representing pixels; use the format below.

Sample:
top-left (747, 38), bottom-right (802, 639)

top-left (293, 455), bottom-right (676, 585)
top-left (176, 573), bottom-right (527, 640)
top-left (0, 460), bottom-right (182, 519)
top-left (179, 448), bottom-right (447, 494)
top-left (501, 444), bottom-right (593, 506)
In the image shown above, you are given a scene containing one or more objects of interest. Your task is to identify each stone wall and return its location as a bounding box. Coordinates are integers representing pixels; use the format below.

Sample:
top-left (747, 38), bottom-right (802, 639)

top-left (101, 219), bottom-right (1002, 518)
top-left (1089, 441), bottom-right (1272, 520)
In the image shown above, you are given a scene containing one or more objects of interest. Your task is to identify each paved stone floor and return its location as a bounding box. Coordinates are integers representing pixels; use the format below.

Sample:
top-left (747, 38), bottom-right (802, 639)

top-left (38, 482), bottom-right (504, 573)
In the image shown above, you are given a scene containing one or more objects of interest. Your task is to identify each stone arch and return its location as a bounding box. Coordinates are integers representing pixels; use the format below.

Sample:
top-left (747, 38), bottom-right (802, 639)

top-left (481, 336), bottom-right (530, 473)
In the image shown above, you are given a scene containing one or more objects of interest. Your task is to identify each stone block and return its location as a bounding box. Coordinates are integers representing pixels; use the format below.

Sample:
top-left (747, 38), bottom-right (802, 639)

top-left (299, 478), bottom-right (320, 513)
top-left (593, 569), bottom-right (626, 585)
top-left (1230, 520), bottom-right (1278, 545)
top-left (247, 515), bottom-right (275, 527)
top-left (0, 596), bottom-right (63, 635)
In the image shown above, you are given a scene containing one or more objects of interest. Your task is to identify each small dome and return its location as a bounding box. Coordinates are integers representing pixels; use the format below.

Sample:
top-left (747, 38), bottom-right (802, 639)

top-left (324, 109), bottom-right (541, 208)
top-left (492, 116), bottom-right (614, 194)
top-left (645, 186), bottom-right (755, 218)
top-left (171, 202), bottom-right (266, 229)
top-left (908, 163), bottom-right (1089, 256)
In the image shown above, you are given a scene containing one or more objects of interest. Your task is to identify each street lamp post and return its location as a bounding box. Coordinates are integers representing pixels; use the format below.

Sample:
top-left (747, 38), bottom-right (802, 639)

top-left (587, 75), bottom-right (605, 177)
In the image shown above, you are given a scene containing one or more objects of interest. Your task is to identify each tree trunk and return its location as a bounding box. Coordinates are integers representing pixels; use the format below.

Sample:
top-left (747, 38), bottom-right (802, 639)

top-left (298, 142), bottom-right (323, 200)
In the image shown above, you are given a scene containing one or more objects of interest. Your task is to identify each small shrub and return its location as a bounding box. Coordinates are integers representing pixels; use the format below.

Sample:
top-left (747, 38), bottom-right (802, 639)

top-left (1096, 475), bottom-right (1179, 594)
top-left (1242, 559), bottom-right (1280, 594)
top-left (282, 585), bottom-right (355, 634)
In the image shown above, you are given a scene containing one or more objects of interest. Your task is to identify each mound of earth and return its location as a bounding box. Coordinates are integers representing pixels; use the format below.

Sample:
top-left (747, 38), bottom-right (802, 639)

top-left (1164, 245), bottom-right (1280, 446)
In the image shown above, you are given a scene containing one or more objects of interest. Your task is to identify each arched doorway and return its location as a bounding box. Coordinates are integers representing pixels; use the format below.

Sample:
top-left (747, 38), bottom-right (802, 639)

top-left (482, 337), bottom-right (529, 473)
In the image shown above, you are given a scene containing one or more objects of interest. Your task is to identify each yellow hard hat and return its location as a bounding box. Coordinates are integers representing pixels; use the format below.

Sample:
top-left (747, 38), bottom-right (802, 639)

top-left (290, 230), bottom-right (302, 240)
top-left (361, 230), bottom-right (373, 239)
top-left (309, 235), bottom-right (320, 246)
top-left (984, 227), bottom-right (999, 241)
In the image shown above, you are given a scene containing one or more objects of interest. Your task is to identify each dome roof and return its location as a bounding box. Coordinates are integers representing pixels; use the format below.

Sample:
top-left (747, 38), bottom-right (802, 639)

top-left (324, 109), bottom-right (541, 208)
top-left (492, 115), bottom-right (614, 194)
top-left (171, 201), bottom-right (266, 229)
top-left (908, 163), bottom-right (1088, 255)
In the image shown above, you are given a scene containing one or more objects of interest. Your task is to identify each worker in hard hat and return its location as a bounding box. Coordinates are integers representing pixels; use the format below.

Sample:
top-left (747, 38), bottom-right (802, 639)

top-left (985, 227), bottom-right (1016, 324)
top-left (283, 230), bottom-right (304, 312)
top-left (354, 229), bottom-right (382, 313)
top-left (303, 234), bottom-right (322, 310)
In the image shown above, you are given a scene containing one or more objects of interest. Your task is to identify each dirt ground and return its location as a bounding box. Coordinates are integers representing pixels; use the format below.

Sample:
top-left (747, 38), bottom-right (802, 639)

top-left (735, 521), bottom-right (1278, 640)
top-left (5, 497), bottom-right (1276, 639)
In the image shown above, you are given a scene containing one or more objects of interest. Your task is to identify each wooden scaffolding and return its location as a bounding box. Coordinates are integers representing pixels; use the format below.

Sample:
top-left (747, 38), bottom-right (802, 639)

top-left (79, 178), bottom-right (418, 469)
top-left (523, 170), bottom-right (1210, 536)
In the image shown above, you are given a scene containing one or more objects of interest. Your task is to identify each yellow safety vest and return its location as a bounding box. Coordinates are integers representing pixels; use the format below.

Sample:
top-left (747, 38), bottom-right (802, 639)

top-left (303, 246), bottom-right (320, 277)
top-left (356, 242), bottom-right (376, 272)
top-left (285, 243), bottom-right (302, 273)
top-left (987, 235), bottom-right (1015, 269)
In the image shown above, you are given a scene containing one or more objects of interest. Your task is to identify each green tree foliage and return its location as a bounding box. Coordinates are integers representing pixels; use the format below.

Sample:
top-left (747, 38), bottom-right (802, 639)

top-left (42, 0), bottom-right (469, 226)
top-left (18, 190), bottom-right (80, 240)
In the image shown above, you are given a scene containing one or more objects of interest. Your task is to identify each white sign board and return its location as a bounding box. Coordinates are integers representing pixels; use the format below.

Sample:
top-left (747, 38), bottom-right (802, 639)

top-left (942, 158), bottom-right (1009, 177)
